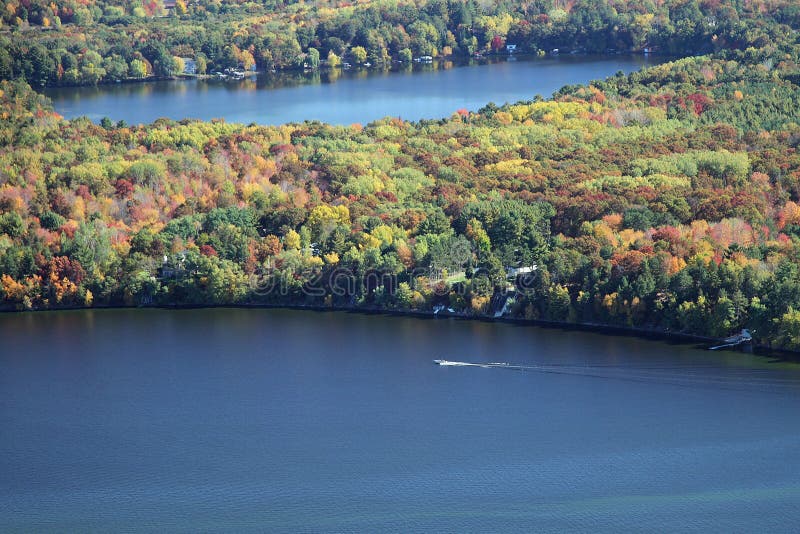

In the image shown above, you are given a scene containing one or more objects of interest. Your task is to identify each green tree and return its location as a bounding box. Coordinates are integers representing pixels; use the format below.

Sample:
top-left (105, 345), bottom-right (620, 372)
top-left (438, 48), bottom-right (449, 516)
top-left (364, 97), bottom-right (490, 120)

top-left (25, 44), bottom-right (55, 86)
top-left (307, 47), bottom-right (320, 69)
top-left (172, 56), bottom-right (186, 75)
top-left (103, 55), bottom-right (129, 81)
top-left (545, 284), bottom-right (572, 321)
top-left (130, 59), bottom-right (147, 78)
top-left (79, 50), bottom-right (106, 84)
top-left (350, 46), bottom-right (367, 64)
top-left (0, 212), bottom-right (25, 238)
top-left (195, 55), bottom-right (207, 75)
top-left (326, 50), bottom-right (341, 68)
top-left (774, 307), bottom-right (800, 350)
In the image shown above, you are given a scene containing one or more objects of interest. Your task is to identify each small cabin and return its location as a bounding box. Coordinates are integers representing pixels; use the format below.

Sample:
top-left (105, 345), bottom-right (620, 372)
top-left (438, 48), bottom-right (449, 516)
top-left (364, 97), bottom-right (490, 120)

top-left (506, 44), bottom-right (518, 54)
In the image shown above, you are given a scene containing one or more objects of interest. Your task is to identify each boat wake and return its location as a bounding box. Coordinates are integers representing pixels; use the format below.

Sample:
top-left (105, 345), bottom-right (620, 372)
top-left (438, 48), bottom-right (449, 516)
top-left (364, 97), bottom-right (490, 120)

top-left (435, 359), bottom-right (554, 371)
top-left (433, 360), bottom-right (467, 366)
top-left (433, 359), bottom-right (495, 368)
top-left (433, 359), bottom-right (800, 393)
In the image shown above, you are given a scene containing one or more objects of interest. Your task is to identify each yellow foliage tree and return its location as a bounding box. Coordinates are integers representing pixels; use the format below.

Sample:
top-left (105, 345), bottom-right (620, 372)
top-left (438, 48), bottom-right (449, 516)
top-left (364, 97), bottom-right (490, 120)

top-left (370, 225), bottom-right (394, 248)
top-left (284, 229), bottom-right (301, 250)
top-left (1, 274), bottom-right (25, 302)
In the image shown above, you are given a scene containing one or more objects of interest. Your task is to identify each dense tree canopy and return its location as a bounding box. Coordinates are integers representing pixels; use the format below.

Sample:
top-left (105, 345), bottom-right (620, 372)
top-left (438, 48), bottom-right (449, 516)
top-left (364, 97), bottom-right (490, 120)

top-left (3, 3), bottom-right (800, 351)
top-left (1, 0), bottom-right (798, 86)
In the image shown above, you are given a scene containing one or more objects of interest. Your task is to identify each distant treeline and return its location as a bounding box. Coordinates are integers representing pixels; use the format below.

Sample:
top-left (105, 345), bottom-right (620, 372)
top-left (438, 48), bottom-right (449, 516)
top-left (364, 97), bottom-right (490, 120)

top-left (1, 0), bottom-right (800, 86)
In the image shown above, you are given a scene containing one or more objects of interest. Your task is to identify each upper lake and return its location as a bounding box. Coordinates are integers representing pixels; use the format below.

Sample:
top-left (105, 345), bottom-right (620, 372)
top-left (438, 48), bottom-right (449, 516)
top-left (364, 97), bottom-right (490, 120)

top-left (43, 55), bottom-right (663, 125)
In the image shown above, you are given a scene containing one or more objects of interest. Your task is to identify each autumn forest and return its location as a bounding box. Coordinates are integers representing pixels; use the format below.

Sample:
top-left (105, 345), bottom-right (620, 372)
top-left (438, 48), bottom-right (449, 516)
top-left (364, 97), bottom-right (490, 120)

top-left (2, 1), bottom-right (800, 350)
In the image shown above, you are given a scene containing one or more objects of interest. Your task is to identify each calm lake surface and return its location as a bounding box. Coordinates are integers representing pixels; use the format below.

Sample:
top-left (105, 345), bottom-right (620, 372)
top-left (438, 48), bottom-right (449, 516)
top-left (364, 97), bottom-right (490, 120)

top-left (2, 308), bottom-right (800, 532)
top-left (44, 55), bottom-right (662, 125)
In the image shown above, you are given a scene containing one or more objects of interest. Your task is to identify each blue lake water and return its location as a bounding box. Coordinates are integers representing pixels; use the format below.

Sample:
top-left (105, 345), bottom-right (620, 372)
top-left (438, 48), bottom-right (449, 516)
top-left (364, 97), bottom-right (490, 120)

top-left (43, 55), bottom-right (662, 125)
top-left (1, 308), bottom-right (800, 532)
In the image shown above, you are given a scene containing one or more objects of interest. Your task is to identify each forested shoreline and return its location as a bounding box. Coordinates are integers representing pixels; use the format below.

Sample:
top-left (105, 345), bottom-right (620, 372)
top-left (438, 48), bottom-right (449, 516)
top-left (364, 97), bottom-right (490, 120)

top-left (1, 0), bottom-right (798, 87)
top-left (2, 2), bottom-right (800, 350)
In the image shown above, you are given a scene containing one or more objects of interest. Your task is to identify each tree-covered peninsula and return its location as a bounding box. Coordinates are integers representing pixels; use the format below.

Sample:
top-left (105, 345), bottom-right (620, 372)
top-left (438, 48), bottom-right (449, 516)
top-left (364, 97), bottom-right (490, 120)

top-left (3, 3), bottom-right (800, 350)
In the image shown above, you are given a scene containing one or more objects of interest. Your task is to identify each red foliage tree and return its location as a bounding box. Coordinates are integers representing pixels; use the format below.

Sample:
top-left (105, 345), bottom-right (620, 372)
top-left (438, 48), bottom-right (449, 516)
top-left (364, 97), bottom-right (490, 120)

top-left (40, 256), bottom-right (85, 285)
top-left (200, 244), bottom-right (218, 257)
top-left (686, 93), bottom-right (712, 115)
top-left (491, 35), bottom-right (505, 51)
top-left (115, 179), bottom-right (134, 198)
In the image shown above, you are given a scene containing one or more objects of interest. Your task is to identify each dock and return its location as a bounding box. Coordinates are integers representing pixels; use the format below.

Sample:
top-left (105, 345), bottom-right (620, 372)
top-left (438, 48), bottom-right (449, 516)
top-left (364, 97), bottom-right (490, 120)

top-left (709, 329), bottom-right (753, 350)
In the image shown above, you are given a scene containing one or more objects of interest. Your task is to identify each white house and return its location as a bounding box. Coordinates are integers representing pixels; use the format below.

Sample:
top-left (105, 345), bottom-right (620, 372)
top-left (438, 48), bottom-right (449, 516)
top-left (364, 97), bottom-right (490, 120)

top-left (507, 265), bottom-right (537, 278)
